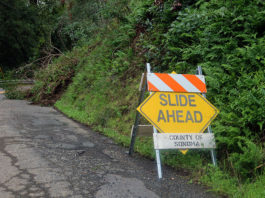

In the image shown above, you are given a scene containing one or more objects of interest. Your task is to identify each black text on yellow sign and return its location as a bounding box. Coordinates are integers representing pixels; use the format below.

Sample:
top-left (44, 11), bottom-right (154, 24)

top-left (137, 92), bottom-right (219, 133)
top-left (157, 94), bottom-right (203, 123)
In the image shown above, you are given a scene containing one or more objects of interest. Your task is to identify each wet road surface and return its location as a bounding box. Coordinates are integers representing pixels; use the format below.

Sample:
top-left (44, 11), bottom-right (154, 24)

top-left (0, 88), bottom-right (219, 197)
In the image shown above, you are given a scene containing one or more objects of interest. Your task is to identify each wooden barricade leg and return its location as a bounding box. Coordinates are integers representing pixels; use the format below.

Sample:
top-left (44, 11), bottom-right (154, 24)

top-left (128, 73), bottom-right (147, 155)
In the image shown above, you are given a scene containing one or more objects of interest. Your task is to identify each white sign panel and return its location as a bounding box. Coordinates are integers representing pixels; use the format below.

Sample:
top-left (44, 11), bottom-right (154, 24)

top-left (153, 133), bottom-right (216, 150)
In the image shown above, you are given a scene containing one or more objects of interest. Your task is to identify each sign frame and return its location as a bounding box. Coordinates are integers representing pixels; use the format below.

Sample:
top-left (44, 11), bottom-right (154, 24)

top-left (129, 64), bottom-right (218, 179)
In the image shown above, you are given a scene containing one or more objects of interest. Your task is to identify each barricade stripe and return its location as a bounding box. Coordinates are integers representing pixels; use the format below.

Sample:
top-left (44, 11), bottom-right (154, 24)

top-left (169, 74), bottom-right (200, 93)
top-left (154, 73), bottom-right (187, 92)
top-left (148, 73), bottom-right (173, 92)
top-left (147, 81), bottom-right (160, 91)
top-left (182, 74), bottom-right (207, 93)
top-left (147, 73), bottom-right (207, 93)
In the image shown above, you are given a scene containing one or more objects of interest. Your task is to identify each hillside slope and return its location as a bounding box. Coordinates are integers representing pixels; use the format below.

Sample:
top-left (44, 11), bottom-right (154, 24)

top-left (28, 0), bottom-right (264, 197)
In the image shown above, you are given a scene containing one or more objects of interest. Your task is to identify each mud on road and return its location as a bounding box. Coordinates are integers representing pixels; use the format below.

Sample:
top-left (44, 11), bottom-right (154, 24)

top-left (0, 89), bottom-right (219, 198)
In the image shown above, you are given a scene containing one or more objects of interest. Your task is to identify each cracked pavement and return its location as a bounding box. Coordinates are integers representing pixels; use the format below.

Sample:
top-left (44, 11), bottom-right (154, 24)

top-left (0, 88), bottom-right (219, 198)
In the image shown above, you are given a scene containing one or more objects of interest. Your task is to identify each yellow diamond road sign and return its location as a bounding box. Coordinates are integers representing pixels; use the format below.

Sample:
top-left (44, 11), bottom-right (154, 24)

top-left (137, 92), bottom-right (219, 134)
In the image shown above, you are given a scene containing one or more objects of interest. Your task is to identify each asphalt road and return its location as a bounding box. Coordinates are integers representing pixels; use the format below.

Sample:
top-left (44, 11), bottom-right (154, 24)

top-left (0, 88), bottom-right (219, 198)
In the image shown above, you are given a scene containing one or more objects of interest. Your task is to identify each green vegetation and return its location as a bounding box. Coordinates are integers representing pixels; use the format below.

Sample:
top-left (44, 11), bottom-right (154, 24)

top-left (2, 0), bottom-right (265, 197)
top-left (0, 0), bottom-right (63, 70)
